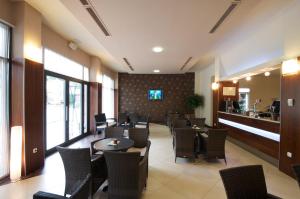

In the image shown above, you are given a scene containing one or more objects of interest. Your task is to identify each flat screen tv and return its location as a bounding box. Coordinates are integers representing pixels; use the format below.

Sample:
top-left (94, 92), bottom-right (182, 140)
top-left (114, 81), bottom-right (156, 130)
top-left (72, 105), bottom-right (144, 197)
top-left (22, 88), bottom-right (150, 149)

top-left (148, 89), bottom-right (163, 101)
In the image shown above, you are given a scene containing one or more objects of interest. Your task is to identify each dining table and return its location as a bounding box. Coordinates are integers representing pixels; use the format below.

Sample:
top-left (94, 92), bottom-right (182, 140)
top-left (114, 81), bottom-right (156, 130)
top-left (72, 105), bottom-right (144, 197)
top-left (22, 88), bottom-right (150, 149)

top-left (93, 137), bottom-right (134, 152)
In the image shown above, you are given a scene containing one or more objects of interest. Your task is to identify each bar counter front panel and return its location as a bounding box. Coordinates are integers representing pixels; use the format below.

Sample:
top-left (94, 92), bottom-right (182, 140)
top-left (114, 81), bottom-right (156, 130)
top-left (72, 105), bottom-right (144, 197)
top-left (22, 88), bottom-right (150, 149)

top-left (218, 111), bottom-right (280, 159)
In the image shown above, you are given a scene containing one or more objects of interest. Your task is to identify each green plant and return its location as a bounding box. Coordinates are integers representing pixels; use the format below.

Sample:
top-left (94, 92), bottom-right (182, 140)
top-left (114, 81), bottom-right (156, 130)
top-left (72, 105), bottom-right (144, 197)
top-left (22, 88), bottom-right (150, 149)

top-left (186, 94), bottom-right (204, 110)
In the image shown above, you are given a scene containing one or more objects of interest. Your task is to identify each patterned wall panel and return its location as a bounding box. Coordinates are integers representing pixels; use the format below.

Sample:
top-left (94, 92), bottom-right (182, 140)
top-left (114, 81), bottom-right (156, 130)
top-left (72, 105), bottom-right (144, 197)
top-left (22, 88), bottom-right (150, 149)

top-left (118, 73), bottom-right (195, 123)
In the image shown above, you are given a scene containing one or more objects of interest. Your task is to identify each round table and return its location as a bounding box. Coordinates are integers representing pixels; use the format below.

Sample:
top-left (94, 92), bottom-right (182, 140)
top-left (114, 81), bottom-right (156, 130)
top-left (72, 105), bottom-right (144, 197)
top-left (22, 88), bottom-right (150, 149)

top-left (93, 137), bottom-right (134, 152)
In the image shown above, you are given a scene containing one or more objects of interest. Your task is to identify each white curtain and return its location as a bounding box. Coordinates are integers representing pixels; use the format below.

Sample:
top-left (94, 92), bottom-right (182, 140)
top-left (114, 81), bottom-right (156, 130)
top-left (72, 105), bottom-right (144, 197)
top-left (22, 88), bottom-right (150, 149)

top-left (102, 75), bottom-right (115, 119)
top-left (0, 22), bottom-right (10, 179)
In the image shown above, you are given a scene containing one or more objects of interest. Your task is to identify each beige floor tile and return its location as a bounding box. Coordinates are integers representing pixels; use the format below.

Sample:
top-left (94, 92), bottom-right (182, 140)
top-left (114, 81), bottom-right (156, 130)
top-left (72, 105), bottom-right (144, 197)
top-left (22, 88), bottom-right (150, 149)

top-left (0, 123), bottom-right (299, 199)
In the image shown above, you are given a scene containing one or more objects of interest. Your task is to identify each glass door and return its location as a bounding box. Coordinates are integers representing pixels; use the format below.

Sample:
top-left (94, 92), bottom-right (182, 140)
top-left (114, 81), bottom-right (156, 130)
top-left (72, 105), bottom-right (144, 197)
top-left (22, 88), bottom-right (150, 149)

top-left (46, 76), bottom-right (66, 150)
top-left (68, 81), bottom-right (82, 139)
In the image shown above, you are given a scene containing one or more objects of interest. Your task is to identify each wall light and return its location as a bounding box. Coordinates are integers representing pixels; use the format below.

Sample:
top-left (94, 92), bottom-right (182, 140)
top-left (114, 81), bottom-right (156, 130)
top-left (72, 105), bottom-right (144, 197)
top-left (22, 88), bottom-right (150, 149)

top-left (246, 76), bottom-right (252, 81)
top-left (96, 74), bottom-right (102, 83)
top-left (264, 71), bottom-right (271, 77)
top-left (10, 126), bottom-right (23, 182)
top-left (153, 69), bottom-right (160, 73)
top-left (24, 42), bottom-right (42, 63)
top-left (211, 82), bottom-right (219, 90)
top-left (282, 58), bottom-right (300, 76)
top-left (233, 79), bottom-right (238, 84)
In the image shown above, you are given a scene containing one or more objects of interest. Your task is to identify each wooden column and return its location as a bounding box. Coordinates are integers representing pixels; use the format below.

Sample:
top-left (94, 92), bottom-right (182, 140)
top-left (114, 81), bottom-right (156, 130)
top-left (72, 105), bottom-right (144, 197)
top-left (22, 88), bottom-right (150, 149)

top-left (11, 59), bottom-right (45, 176)
top-left (90, 82), bottom-right (102, 133)
top-left (279, 71), bottom-right (300, 176)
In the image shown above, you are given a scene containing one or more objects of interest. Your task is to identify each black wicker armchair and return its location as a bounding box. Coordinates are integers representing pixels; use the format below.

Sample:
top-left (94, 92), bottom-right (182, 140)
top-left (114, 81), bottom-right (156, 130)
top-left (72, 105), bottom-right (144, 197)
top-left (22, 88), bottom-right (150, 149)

top-left (171, 119), bottom-right (188, 134)
top-left (95, 113), bottom-right (117, 133)
top-left (219, 165), bottom-right (282, 199)
top-left (104, 142), bottom-right (151, 199)
top-left (57, 147), bottom-right (107, 195)
top-left (173, 128), bottom-right (196, 163)
top-left (292, 164), bottom-right (300, 187)
top-left (190, 118), bottom-right (206, 127)
top-left (127, 128), bottom-right (149, 156)
top-left (202, 129), bottom-right (227, 163)
top-left (105, 127), bottom-right (124, 138)
top-left (33, 174), bottom-right (91, 199)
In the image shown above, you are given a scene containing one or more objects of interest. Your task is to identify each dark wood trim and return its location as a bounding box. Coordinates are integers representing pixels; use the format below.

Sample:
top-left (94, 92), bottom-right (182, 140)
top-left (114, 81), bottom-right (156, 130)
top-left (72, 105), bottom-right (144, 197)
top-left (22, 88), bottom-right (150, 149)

top-left (114, 89), bottom-right (118, 119)
top-left (24, 59), bottom-right (45, 175)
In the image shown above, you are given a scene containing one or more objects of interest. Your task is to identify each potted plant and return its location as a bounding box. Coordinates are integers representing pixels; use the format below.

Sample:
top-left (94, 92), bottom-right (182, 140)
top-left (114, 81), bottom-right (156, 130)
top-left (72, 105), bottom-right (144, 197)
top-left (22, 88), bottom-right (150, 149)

top-left (186, 94), bottom-right (204, 112)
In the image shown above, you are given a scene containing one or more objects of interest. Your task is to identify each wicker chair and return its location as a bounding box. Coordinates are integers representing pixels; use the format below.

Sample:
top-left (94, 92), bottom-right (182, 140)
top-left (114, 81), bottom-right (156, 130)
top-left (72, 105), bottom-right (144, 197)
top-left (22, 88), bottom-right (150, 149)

top-left (167, 113), bottom-right (180, 129)
top-left (190, 118), bottom-right (206, 127)
top-left (135, 114), bottom-right (149, 128)
top-left (95, 113), bottom-right (117, 133)
top-left (57, 147), bottom-right (107, 195)
top-left (104, 142), bottom-right (151, 199)
top-left (292, 164), bottom-right (300, 187)
top-left (105, 127), bottom-right (124, 138)
top-left (202, 129), bottom-right (227, 163)
top-left (127, 128), bottom-right (149, 156)
top-left (129, 113), bottom-right (139, 127)
top-left (173, 128), bottom-right (196, 163)
top-left (219, 165), bottom-right (282, 199)
top-left (33, 174), bottom-right (91, 199)
top-left (171, 119), bottom-right (188, 134)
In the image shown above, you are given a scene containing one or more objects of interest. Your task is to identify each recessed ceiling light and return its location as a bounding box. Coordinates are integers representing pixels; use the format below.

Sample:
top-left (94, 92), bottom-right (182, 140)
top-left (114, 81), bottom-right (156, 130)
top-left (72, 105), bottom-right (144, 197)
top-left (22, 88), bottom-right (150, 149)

top-left (264, 71), bottom-right (271, 76)
top-left (152, 46), bottom-right (164, 53)
top-left (246, 76), bottom-right (252, 81)
top-left (153, 69), bottom-right (160, 73)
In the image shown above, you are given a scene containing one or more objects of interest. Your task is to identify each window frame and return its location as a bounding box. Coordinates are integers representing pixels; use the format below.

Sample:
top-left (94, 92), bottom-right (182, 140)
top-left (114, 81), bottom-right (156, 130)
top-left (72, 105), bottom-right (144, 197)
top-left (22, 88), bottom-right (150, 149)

top-left (44, 70), bottom-right (90, 156)
top-left (0, 22), bottom-right (12, 181)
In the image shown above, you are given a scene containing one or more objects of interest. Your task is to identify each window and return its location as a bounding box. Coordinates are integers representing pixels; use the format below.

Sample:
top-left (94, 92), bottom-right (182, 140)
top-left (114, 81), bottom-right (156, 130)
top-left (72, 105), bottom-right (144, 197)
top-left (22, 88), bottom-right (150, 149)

top-left (44, 48), bottom-right (89, 81)
top-left (102, 75), bottom-right (114, 118)
top-left (0, 22), bottom-right (11, 179)
top-left (44, 49), bottom-right (90, 153)
top-left (239, 88), bottom-right (250, 112)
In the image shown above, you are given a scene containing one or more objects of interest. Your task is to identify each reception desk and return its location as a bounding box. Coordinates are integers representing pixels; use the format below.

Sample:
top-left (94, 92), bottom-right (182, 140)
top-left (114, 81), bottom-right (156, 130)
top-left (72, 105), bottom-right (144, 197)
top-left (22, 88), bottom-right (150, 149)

top-left (218, 111), bottom-right (280, 159)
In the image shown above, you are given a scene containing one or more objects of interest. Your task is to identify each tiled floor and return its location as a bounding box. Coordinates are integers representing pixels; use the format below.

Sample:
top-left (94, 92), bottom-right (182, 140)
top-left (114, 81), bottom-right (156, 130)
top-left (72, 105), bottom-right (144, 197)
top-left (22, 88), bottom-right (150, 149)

top-left (0, 123), bottom-right (299, 199)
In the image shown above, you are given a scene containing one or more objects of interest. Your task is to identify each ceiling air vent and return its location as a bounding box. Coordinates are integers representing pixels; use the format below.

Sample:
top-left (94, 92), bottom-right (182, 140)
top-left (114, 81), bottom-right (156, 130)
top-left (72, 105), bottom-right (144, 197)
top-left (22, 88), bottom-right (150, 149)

top-left (79, 0), bottom-right (89, 6)
top-left (123, 58), bottom-right (134, 71)
top-left (79, 0), bottom-right (111, 36)
top-left (209, 0), bottom-right (241, 34)
top-left (180, 57), bottom-right (193, 71)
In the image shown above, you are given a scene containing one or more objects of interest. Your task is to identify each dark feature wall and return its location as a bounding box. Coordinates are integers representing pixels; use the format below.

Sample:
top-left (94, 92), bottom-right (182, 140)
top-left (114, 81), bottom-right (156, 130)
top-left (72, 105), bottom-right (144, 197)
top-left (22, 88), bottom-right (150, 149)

top-left (118, 73), bottom-right (195, 123)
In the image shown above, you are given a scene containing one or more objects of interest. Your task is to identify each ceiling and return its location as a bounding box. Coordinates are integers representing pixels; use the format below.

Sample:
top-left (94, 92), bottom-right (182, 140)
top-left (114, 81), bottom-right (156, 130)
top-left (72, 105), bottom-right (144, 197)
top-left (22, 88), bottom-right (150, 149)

top-left (25, 0), bottom-right (264, 74)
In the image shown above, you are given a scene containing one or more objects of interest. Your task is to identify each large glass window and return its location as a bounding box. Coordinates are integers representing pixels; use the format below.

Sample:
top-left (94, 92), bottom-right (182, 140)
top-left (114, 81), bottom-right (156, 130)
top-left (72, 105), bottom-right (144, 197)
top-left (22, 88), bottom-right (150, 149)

top-left (0, 22), bottom-right (11, 179)
top-left (102, 75), bottom-right (115, 118)
top-left (44, 49), bottom-right (89, 153)
top-left (68, 81), bottom-right (82, 139)
top-left (44, 48), bottom-right (89, 81)
top-left (46, 76), bottom-right (66, 150)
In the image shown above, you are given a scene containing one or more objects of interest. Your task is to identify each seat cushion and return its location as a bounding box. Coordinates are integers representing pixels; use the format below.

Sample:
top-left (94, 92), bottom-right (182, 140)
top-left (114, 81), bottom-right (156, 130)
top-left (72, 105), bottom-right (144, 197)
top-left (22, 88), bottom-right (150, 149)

top-left (96, 125), bottom-right (107, 130)
top-left (135, 124), bottom-right (147, 128)
top-left (127, 147), bottom-right (147, 156)
top-left (107, 121), bottom-right (116, 127)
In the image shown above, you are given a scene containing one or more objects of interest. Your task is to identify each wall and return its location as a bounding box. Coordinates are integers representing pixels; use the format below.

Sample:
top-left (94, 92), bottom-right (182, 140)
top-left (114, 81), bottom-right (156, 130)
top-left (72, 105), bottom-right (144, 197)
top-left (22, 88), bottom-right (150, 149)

top-left (42, 24), bottom-right (90, 68)
top-left (195, 64), bottom-right (214, 126)
top-left (239, 71), bottom-right (280, 111)
top-left (118, 73), bottom-right (195, 123)
top-left (0, 0), bottom-right (13, 25)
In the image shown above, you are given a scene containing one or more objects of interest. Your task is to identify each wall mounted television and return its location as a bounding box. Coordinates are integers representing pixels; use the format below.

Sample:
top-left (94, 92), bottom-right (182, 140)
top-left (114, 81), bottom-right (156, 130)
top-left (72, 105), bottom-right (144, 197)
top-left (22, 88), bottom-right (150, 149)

top-left (148, 89), bottom-right (163, 101)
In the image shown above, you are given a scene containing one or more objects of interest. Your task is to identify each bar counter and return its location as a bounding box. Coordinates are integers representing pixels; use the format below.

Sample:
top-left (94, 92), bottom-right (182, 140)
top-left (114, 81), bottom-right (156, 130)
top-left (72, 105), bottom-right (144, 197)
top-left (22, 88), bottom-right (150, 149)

top-left (218, 111), bottom-right (280, 159)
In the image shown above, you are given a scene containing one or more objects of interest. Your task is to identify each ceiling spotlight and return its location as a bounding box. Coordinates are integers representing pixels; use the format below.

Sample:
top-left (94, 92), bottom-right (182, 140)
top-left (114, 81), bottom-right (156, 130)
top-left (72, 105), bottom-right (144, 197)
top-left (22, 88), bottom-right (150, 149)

top-left (233, 79), bottom-right (238, 84)
top-left (153, 69), bottom-right (160, 73)
top-left (152, 46), bottom-right (164, 53)
top-left (246, 76), bottom-right (252, 81)
top-left (264, 71), bottom-right (271, 77)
